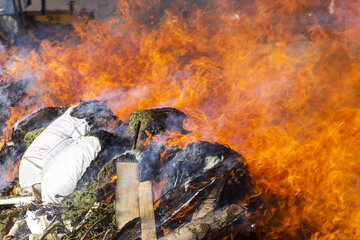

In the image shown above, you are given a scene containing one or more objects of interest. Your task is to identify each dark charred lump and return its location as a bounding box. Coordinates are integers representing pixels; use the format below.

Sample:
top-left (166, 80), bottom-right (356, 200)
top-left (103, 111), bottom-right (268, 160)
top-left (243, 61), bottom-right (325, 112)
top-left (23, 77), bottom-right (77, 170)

top-left (113, 141), bottom-right (256, 239)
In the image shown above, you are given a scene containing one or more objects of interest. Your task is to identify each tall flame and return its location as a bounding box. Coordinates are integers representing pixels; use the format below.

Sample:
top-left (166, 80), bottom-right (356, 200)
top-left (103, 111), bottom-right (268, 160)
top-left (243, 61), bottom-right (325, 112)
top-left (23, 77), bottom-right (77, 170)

top-left (0, 0), bottom-right (359, 238)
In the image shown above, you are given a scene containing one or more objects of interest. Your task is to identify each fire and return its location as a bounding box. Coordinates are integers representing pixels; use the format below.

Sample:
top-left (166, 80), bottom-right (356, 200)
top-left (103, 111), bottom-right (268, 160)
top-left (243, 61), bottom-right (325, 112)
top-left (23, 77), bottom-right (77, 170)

top-left (0, 0), bottom-right (359, 238)
top-left (101, 175), bottom-right (118, 204)
top-left (2, 155), bottom-right (21, 187)
top-left (10, 186), bottom-right (19, 196)
top-left (109, 175), bottom-right (117, 183)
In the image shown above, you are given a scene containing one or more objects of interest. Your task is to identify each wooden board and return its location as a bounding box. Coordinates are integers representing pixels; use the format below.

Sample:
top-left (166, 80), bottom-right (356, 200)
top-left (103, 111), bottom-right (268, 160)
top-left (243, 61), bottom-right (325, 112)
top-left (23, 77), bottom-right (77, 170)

top-left (139, 181), bottom-right (157, 240)
top-left (116, 162), bottom-right (140, 229)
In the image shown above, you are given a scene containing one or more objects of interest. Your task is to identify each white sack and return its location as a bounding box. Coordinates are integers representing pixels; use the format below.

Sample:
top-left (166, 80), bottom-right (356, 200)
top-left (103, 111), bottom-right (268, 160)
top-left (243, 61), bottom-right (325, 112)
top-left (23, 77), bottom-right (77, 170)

top-left (19, 106), bottom-right (89, 189)
top-left (41, 136), bottom-right (101, 204)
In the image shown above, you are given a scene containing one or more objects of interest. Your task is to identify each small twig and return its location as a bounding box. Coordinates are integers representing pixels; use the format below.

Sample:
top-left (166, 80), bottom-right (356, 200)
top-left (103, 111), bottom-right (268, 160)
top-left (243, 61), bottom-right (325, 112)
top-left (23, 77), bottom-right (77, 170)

top-left (89, 228), bottom-right (108, 240)
top-left (80, 215), bottom-right (107, 240)
top-left (33, 202), bottom-right (91, 210)
top-left (65, 221), bottom-right (85, 240)
top-left (131, 121), bottom-right (141, 150)
top-left (102, 229), bottom-right (111, 240)
top-left (40, 217), bottom-right (58, 240)
top-left (89, 231), bottom-right (105, 239)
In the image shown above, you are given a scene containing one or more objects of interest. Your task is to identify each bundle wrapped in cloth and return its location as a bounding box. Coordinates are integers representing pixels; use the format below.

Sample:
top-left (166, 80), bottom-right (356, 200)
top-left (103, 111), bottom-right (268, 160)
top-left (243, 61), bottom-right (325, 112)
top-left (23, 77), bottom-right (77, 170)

top-left (19, 106), bottom-right (89, 198)
top-left (41, 135), bottom-right (101, 203)
top-left (16, 101), bottom-right (116, 235)
top-left (18, 100), bottom-right (115, 199)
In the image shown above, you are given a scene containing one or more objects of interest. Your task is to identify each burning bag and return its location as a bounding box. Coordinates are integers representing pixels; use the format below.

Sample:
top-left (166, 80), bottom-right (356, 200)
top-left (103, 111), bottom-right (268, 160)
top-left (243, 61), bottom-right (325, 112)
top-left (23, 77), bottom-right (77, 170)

top-left (19, 106), bottom-right (90, 190)
top-left (41, 136), bottom-right (101, 203)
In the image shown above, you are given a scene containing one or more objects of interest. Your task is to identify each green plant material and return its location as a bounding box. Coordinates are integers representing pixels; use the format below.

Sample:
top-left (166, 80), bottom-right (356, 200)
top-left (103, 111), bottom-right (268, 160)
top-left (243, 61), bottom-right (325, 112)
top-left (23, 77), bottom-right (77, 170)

top-left (80, 215), bottom-right (107, 239)
top-left (61, 181), bottom-right (102, 227)
top-left (129, 108), bottom-right (186, 139)
top-left (39, 217), bottom-right (59, 240)
top-left (97, 158), bottom-right (117, 182)
top-left (129, 110), bottom-right (154, 134)
top-left (102, 229), bottom-right (111, 240)
top-left (0, 204), bottom-right (29, 237)
top-left (60, 163), bottom-right (120, 239)
top-left (24, 127), bottom-right (46, 148)
top-left (60, 175), bottom-right (119, 239)
top-left (0, 221), bottom-right (5, 238)
top-left (63, 203), bottom-right (117, 240)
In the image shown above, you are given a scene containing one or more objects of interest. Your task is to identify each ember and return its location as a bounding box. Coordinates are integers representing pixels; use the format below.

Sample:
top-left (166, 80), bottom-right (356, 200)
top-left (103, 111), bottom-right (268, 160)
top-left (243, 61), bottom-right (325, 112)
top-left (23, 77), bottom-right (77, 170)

top-left (0, 0), bottom-right (359, 239)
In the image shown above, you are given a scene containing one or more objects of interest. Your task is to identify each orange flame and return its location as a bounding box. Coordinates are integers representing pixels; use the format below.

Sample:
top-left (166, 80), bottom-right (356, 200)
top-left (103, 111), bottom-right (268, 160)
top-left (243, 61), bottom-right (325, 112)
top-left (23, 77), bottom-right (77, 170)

top-left (10, 186), bottom-right (19, 196)
top-left (109, 175), bottom-right (117, 183)
top-left (0, 0), bottom-right (359, 238)
top-left (101, 175), bottom-right (118, 204)
top-left (4, 156), bottom-right (21, 183)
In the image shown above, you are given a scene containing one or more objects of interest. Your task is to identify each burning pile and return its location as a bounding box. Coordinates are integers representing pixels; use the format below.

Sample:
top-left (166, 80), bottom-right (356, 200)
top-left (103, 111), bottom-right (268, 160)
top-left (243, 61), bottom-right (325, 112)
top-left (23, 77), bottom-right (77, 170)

top-left (0, 0), bottom-right (360, 239)
top-left (0, 101), bottom-right (256, 239)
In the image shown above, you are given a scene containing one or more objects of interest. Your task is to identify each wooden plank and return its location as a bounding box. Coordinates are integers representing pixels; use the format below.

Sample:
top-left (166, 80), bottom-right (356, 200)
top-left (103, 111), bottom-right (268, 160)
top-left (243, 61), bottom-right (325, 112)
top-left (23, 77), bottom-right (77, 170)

top-left (191, 198), bottom-right (217, 221)
top-left (191, 177), bottom-right (224, 221)
top-left (139, 181), bottom-right (157, 240)
top-left (159, 204), bottom-right (243, 240)
top-left (116, 162), bottom-right (140, 230)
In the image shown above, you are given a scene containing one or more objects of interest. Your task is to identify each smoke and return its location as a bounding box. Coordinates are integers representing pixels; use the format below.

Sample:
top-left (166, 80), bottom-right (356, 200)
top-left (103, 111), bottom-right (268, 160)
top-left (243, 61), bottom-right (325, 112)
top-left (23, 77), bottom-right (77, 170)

top-left (0, 141), bottom-right (20, 190)
top-left (0, 0), bottom-right (359, 237)
top-left (0, 159), bottom-right (12, 189)
top-left (96, 86), bottom-right (150, 116)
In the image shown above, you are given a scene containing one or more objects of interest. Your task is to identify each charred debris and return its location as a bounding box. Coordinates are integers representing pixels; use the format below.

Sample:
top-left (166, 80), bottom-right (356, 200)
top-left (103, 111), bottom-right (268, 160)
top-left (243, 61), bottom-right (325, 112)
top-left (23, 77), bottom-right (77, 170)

top-left (0, 100), bottom-right (259, 240)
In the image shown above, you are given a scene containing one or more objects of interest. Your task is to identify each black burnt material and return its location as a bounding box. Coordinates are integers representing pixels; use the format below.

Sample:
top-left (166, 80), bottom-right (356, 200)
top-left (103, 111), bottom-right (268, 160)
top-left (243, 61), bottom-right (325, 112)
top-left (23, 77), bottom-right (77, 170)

top-left (112, 121), bottom-right (134, 140)
top-left (0, 141), bottom-right (26, 168)
top-left (138, 144), bottom-right (166, 182)
top-left (0, 107), bottom-right (65, 188)
top-left (117, 141), bottom-right (255, 238)
top-left (112, 217), bottom-right (141, 240)
top-left (205, 214), bottom-right (258, 240)
top-left (70, 100), bottom-right (117, 130)
top-left (153, 142), bottom-right (254, 237)
top-left (161, 141), bottom-right (249, 194)
top-left (0, 81), bottom-right (27, 136)
top-left (75, 130), bottom-right (132, 190)
top-left (154, 174), bottom-right (223, 234)
top-left (11, 107), bottom-right (66, 142)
